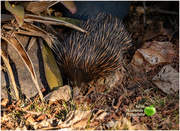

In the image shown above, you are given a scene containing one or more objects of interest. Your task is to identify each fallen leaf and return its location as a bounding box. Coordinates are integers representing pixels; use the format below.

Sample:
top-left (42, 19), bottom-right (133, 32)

top-left (130, 41), bottom-right (177, 73)
top-left (152, 65), bottom-right (179, 94)
top-left (133, 124), bottom-right (148, 130)
top-left (16, 126), bottom-right (27, 130)
top-left (136, 6), bottom-right (144, 16)
top-left (132, 116), bottom-right (140, 123)
top-left (24, 14), bottom-right (87, 34)
top-left (52, 16), bottom-right (81, 26)
top-left (1, 98), bottom-right (9, 107)
top-left (26, 115), bottom-right (35, 124)
top-left (105, 120), bottom-right (118, 129)
top-left (44, 85), bottom-right (71, 102)
top-left (1, 113), bottom-right (10, 123)
top-left (91, 110), bottom-right (109, 122)
top-left (143, 21), bottom-right (163, 41)
top-left (35, 114), bottom-right (46, 122)
top-left (37, 119), bottom-right (51, 129)
top-left (59, 110), bottom-right (92, 129)
top-left (116, 117), bottom-right (134, 130)
top-left (26, 37), bottom-right (37, 51)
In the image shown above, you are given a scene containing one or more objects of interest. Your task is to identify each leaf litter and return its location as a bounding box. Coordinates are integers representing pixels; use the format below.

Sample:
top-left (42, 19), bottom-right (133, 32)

top-left (1, 1), bottom-right (179, 130)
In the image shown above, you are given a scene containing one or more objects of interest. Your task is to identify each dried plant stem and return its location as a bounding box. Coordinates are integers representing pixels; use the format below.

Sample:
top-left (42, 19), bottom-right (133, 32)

top-left (24, 14), bottom-right (88, 33)
top-left (1, 50), bottom-right (19, 100)
top-left (2, 36), bottom-right (44, 102)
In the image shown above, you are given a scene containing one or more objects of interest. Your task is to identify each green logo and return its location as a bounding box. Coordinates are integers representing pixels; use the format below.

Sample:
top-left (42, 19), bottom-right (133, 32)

top-left (144, 105), bottom-right (156, 116)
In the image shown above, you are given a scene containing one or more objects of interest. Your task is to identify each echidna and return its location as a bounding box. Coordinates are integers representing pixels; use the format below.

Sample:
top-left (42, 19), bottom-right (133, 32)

top-left (55, 13), bottom-right (132, 86)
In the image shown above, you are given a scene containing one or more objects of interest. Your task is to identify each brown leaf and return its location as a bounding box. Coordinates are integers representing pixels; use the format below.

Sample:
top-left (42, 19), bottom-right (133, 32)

top-left (23, 1), bottom-right (59, 15)
top-left (133, 124), bottom-right (148, 130)
top-left (35, 114), bottom-right (46, 122)
top-left (115, 94), bottom-right (125, 109)
top-left (1, 113), bottom-right (10, 123)
top-left (60, 1), bottom-right (77, 14)
top-left (26, 37), bottom-right (37, 51)
top-left (152, 65), bottom-right (179, 94)
top-left (1, 98), bottom-right (9, 107)
top-left (132, 116), bottom-right (140, 123)
top-left (59, 110), bottom-right (92, 129)
top-left (130, 41), bottom-right (177, 73)
top-left (143, 21), bottom-right (163, 41)
top-left (24, 14), bottom-right (87, 34)
top-left (26, 115), bottom-right (35, 123)
top-left (91, 110), bottom-right (109, 122)
top-left (44, 85), bottom-right (71, 102)
top-left (25, 111), bottom-right (42, 116)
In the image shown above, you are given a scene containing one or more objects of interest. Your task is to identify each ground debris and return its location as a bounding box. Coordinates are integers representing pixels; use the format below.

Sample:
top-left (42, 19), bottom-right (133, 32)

top-left (152, 65), bottom-right (179, 94)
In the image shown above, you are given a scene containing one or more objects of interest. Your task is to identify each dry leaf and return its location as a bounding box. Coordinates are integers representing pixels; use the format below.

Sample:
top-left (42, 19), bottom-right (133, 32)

top-left (152, 65), bottom-right (179, 94)
top-left (44, 85), bottom-right (71, 102)
top-left (26, 115), bottom-right (35, 124)
top-left (59, 110), bottom-right (92, 129)
top-left (116, 117), bottom-right (134, 130)
top-left (91, 110), bottom-right (109, 122)
top-left (133, 124), bottom-right (148, 130)
top-left (23, 1), bottom-right (58, 15)
top-left (132, 116), bottom-right (140, 123)
top-left (105, 120), bottom-right (118, 128)
top-left (1, 113), bottom-right (10, 123)
top-left (60, 1), bottom-right (77, 14)
top-left (35, 114), bottom-right (46, 122)
top-left (1, 98), bottom-right (9, 107)
top-left (37, 119), bottom-right (51, 129)
top-left (26, 37), bottom-right (37, 51)
top-left (130, 41), bottom-right (177, 73)
top-left (136, 6), bottom-right (144, 16)
top-left (143, 21), bottom-right (163, 41)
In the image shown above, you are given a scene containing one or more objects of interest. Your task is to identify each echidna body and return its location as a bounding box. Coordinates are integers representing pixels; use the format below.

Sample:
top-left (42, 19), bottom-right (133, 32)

top-left (55, 13), bottom-right (132, 86)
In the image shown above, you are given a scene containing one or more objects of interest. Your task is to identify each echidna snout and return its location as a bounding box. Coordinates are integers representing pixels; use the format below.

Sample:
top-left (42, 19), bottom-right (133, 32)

top-left (55, 13), bottom-right (132, 86)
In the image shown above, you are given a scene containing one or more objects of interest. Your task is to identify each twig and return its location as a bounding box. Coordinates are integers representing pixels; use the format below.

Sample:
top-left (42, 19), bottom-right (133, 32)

top-left (149, 8), bottom-right (179, 15)
top-left (25, 110), bottom-right (42, 116)
top-left (1, 65), bottom-right (7, 72)
top-left (143, 1), bottom-right (146, 26)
